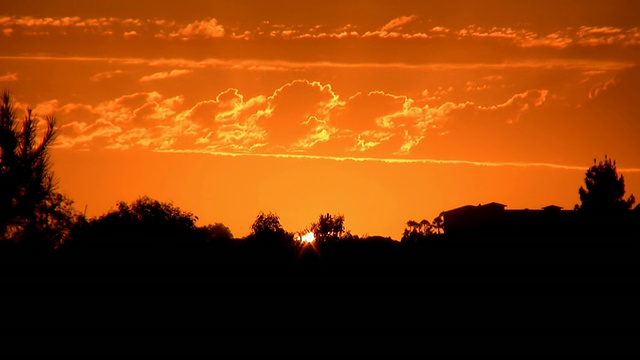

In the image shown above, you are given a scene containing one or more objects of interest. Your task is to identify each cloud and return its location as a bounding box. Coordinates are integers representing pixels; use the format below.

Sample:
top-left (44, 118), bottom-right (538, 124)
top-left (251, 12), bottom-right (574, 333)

top-left (129, 95), bottom-right (184, 126)
top-left (158, 149), bottom-right (626, 173)
top-left (90, 92), bottom-right (161, 124)
top-left (34, 91), bottom-right (190, 150)
top-left (9, 81), bottom-right (588, 165)
top-left (477, 89), bottom-right (549, 123)
top-left (458, 26), bottom-right (520, 40)
top-left (34, 84), bottom-right (551, 158)
top-left (2, 55), bottom-right (635, 73)
top-left (519, 31), bottom-right (573, 48)
top-left (430, 26), bottom-right (450, 34)
top-left (2, 14), bottom-right (640, 52)
top-left (380, 15), bottom-right (418, 32)
top-left (11, 16), bottom-right (84, 27)
top-left (588, 79), bottom-right (618, 99)
top-left (481, 89), bottom-right (548, 110)
top-left (457, 26), bottom-right (573, 48)
top-left (179, 88), bottom-right (267, 126)
top-left (31, 99), bottom-right (61, 115)
top-left (334, 91), bottom-right (407, 132)
top-left (177, 89), bottom-right (268, 151)
top-left (169, 18), bottom-right (224, 40)
top-left (0, 16), bottom-right (220, 41)
top-left (575, 26), bottom-right (629, 46)
top-left (422, 87), bottom-right (454, 101)
top-left (139, 69), bottom-right (192, 82)
top-left (402, 88), bottom-right (554, 162)
top-left (89, 69), bottom-right (124, 81)
top-left (257, 80), bottom-right (341, 151)
top-left (0, 72), bottom-right (18, 81)
top-left (56, 119), bottom-right (122, 149)
top-left (0, 16), bottom-right (142, 31)
top-left (579, 26), bottom-right (623, 35)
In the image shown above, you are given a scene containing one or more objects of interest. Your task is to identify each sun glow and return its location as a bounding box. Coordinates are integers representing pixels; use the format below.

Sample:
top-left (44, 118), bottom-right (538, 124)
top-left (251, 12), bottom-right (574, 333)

top-left (296, 231), bottom-right (315, 243)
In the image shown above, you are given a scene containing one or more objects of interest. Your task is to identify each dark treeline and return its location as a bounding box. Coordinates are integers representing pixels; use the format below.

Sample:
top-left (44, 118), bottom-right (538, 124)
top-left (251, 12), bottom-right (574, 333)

top-left (2, 90), bottom-right (639, 347)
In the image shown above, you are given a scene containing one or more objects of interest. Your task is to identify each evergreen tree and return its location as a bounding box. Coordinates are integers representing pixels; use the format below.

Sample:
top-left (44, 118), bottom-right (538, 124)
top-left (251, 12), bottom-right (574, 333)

top-left (0, 89), bottom-right (72, 249)
top-left (578, 155), bottom-right (635, 212)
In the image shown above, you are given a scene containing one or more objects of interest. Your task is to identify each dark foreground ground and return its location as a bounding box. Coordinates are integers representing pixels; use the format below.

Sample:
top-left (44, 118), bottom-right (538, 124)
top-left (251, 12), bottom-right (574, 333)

top-left (3, 236), bottom-right (638, 350)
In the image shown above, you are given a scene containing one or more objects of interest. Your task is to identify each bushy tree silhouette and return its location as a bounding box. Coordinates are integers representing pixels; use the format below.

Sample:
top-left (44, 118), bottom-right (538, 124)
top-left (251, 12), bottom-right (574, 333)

top-left (199, 222), bottom-right (234, 242)
top-left (26, 192), bottom-right (79, 250)
top-left (401, 218), bottom-right (435, 243)
top-left (69, 196), bottom-right (201, 254)
top-left (310, 213), bottom-right (345, 244)
top-left (250, 211), bottom-right (284, 236)
top-left (578, 155), bottom-right (635, 212)
top-left (246, 211), bottom-right (293, 253)
top-left (0, 89), bottom-right (76, 250)
top-left (432, 212), bottom-right (444, 235)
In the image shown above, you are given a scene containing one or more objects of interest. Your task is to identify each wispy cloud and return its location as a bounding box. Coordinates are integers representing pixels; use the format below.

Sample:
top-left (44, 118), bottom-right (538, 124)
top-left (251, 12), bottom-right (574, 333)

top-left (2, 14), bottom-right (640, 51)
top-left (156, 148), bottom-right (639, 172)
top-left (1, 55), bottom-right (634, 72)
top-left (380, 15), bottom-right (418, 32)
top-left (139, 69), bottom-right (192, 82)
top-left (56, 119), bottom-right (123, 149)
top-left (0, 72), bottom-right (18, 81)
top-left (89, 69), bottom-right (124, 81)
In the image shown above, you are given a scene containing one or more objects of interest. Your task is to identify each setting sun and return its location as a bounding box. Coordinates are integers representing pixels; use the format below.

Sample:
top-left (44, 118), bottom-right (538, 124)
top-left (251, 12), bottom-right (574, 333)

top-left (297, 232), bottom-right (315, 243)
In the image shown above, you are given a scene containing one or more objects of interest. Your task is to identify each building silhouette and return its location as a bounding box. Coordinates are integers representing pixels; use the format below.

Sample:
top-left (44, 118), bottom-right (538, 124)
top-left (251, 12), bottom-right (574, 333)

top-left (441, 202), bottom-right (639, 241)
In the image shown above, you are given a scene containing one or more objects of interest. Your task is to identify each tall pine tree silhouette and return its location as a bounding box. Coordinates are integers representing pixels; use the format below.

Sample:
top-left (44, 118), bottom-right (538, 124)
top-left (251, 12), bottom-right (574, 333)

top-left (0, 89), bottom-right (63, 247)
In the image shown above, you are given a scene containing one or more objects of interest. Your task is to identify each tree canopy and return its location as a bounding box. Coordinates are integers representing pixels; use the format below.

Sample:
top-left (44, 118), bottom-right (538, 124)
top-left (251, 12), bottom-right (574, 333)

top-left (578, 155), bottom-right (635, 212)
top-left (310, 213), bottom-right (346, 244)
top-left (250, 211), bottom-right (285, 236)
top-left (69, 195), bottom-right (201, 253)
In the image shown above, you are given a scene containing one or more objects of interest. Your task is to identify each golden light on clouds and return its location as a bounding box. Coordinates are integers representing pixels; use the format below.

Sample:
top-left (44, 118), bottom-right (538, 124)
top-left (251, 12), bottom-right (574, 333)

top-left (3, 0), bottom-right (640, 238)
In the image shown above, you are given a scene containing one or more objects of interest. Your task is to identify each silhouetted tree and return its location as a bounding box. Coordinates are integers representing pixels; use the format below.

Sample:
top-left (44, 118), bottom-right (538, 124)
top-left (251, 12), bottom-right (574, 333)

top-left (432, 212), bottom-right (444, 235)
top-left (578, 155), bottom-right (635, 212)
top-left (69, 196), bottom-right (201, 254)
top-left (25, 192), bottom-right (81, 250)
top-left (0, 89), bottom-right (75, 250)
top-left (250, 211), bottom-right (284, 236)
top-left (199, 222), bottom-right (233, 242)
top-left (419, 219), bottom-right (431, 235)
top-left (246, 211), bottom-right (293, 252)
top-left (311, 213), bottom-right (345, 244)
top-left (406, 220), bottom-right (419, 230)
top-left (401, 218), bottom-right (433, 243)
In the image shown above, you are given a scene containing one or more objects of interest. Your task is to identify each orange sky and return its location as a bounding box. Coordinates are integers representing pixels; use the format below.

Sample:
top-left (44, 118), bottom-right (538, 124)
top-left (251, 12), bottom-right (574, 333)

top-left (2, 0), bottom-right (640, 239)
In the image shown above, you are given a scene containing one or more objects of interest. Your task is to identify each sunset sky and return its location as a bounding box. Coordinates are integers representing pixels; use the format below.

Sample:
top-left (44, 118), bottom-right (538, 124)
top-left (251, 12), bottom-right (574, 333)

top-left (2, 0), bottom-right (640, 239)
